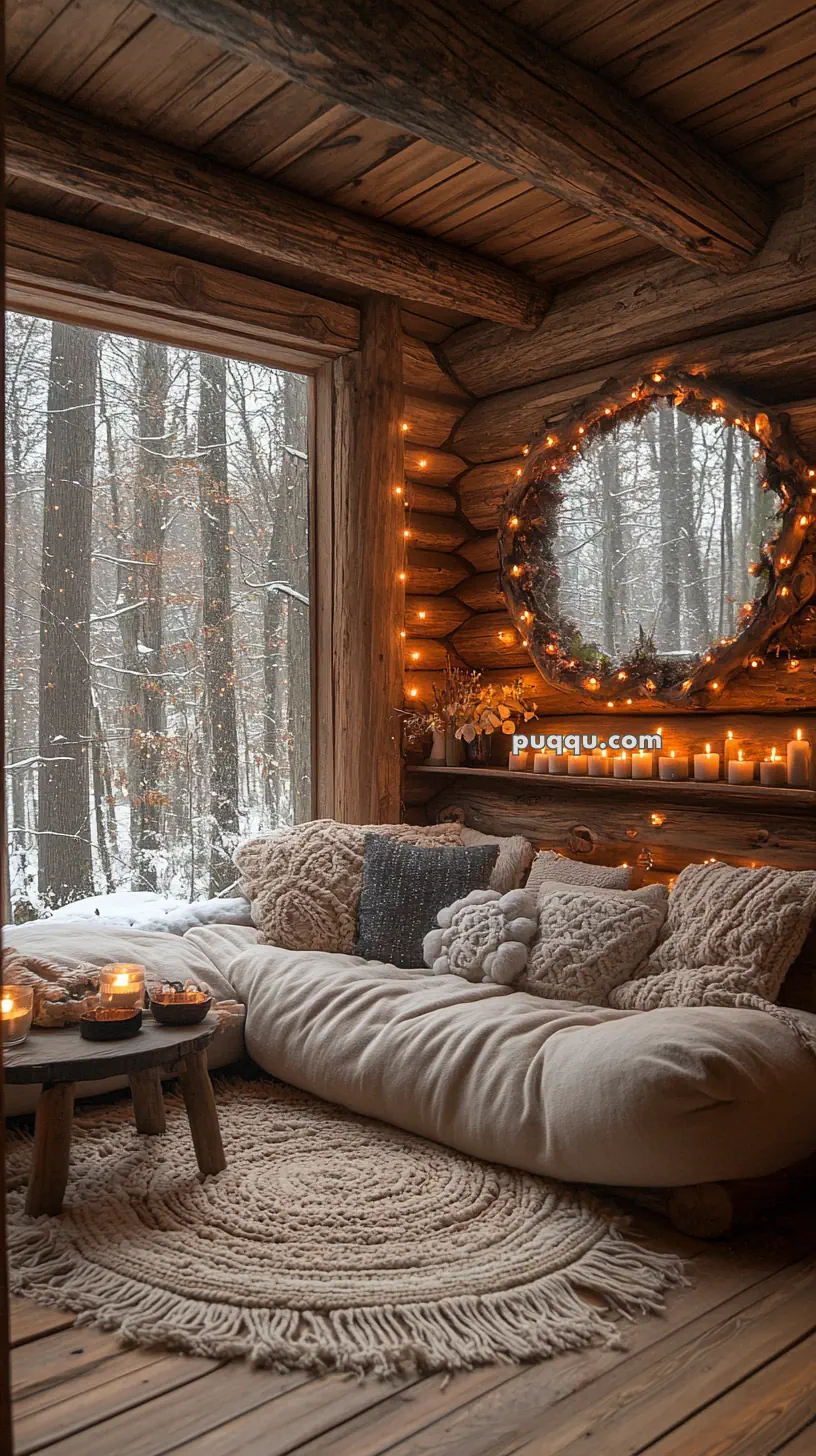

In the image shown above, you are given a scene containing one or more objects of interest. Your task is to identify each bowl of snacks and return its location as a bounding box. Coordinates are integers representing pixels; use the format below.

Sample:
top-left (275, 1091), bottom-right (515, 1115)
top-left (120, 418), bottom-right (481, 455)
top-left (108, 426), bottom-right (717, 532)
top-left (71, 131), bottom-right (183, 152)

top-left (149, 981), bottom-right (212, 1025)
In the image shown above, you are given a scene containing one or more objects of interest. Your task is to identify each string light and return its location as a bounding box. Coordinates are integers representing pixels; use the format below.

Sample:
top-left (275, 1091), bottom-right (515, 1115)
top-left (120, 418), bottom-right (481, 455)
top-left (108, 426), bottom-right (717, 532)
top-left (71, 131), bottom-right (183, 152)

top-left (617, 670), bottom-right (627, 681)
top-left (403, 528), bottom-right (410, 538)
top-left (418, 458), bottom-right (427, 468)
top-left (400, 630), bottom-right (406, 639)
top-left (408, 688), bottom-right (418, 697)
top-left (516, 468), bottom-right (523, 477)
top-left (650, 813), bottom-right (665, 826)
top-left (545, 435), bottom-right (557, 447)
top-left (401, 422), bottom-right (409, 432)
top-left (418, 610), bottom-right (426, 620)
top-left (522, 445), bottom-right (530, 455)
top-left (398, 571), bottom-right (406, 582)
top-left (511, 564), bottom-right (522, 577)
top-left (509, 516), bottom-right (520, 528)
top-left (411, 651), bottom-right (420, 661)
top-left (652, 372), bottom-right (664, 383)
top-left (394, 486), bottom-right (403, 496)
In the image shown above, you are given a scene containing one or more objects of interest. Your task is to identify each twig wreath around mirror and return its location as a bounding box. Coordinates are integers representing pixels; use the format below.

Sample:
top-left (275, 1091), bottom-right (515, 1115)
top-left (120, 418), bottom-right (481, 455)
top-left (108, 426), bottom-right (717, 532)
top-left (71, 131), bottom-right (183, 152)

top-left (499, 370), bottom-right (816, 708)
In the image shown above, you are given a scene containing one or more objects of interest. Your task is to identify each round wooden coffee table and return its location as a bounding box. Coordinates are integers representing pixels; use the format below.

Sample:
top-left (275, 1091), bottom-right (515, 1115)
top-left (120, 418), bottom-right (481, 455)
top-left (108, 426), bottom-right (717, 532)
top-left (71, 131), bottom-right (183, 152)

top-left (4, 1017), bottom-right (226, 1216)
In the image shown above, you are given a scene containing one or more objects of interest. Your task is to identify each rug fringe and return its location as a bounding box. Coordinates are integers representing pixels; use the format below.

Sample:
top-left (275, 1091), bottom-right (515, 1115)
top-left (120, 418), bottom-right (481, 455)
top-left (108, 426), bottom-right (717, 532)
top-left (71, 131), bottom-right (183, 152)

top-left (8, 1206), bottom-right (687, 1377)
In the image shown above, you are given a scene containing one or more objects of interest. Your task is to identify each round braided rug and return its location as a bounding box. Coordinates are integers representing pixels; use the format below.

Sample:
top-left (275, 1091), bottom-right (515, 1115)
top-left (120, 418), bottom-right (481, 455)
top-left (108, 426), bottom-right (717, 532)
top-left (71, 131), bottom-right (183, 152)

top-left (7, 1077), bottom-right (685, 1375)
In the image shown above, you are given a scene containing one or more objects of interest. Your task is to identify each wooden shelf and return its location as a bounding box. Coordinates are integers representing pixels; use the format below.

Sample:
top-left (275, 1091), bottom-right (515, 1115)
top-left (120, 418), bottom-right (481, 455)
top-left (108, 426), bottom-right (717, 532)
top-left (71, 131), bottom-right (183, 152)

top-left (405, 764), bottom-right (816, 815)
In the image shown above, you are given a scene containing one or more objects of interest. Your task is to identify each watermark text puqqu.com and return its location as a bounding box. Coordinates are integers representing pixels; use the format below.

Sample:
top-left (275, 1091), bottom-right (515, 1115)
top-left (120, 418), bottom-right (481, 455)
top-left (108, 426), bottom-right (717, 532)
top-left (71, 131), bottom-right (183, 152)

top-left (511, 731), bottom-right (663, 756)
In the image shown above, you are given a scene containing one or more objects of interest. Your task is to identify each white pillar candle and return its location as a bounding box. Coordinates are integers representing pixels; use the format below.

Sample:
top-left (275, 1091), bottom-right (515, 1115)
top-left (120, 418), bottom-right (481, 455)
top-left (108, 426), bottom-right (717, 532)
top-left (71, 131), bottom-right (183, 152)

top-left (612, 752), bottom-right (631, 779)
top-left (631, 751), bottom-right (653, 780)
top-left (724, 731), bottom-right (740, 772)
top-left (760, 748), bottom-right (786, 787)
top-left (1, 985), bottom-right (34, 1045)
top-left (693, 743), bottom-right (720, 782)
top-left (728, 752), bottom-right (755, 785)
top-left (588, 751), bottom-right (610, 777)
top-left (567, 754), bottom-right (588, 775)
top-left (548, 752), bottom-right (569, 775)
top-left (100, 963), bottom-right (145, 1010)
top-left (787, 729), bottom-right (812, 788)
top-left (508, 751), bottom-right (529, 772)
top-left (658, 751), bottom-right (688, 781)
top-left (533, 751), bottom-right (549, 774)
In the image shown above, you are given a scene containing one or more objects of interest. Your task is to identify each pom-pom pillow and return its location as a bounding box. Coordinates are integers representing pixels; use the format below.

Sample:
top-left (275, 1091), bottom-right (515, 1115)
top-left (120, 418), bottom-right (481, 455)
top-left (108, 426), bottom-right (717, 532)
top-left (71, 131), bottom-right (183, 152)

top-left (423, 889), bottom-right (538, 984)
top-left (235, 819), bottom-right (462, 954)
top-left (356, 837), bottom-right (499, 969)
top-left (522, 880), bottom-right (668, 1005)
top-left (527, 851), bottom-right (633, 893)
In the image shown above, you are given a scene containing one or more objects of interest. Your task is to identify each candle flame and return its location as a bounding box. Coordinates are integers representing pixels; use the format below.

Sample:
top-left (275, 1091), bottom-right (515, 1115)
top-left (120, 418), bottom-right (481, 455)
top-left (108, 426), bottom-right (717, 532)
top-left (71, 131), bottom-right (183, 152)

top-left (114, 974), bottom-right (130, 988)
top-left (1, 998), bottom-right (13, 1014)
top-left (727, 730), bottom-right (734, 740)
top-left (670, 750), bottom-right (676, 759)
top-left (705, 743), bottom-right (711, 754)
top-left (797, 728), bottom-right (803, 741)
top-left (770, 746), bottom-right (778, 761)
top-left (738, 750), bottom-right (744, 761)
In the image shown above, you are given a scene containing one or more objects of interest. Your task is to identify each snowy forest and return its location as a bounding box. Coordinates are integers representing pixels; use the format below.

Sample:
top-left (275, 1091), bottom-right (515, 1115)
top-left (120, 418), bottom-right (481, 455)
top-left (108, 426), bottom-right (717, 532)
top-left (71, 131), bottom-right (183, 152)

top-left (552, 399), bottom-right (778, 662)
top-left (4, 312), bottom-right (311, 916)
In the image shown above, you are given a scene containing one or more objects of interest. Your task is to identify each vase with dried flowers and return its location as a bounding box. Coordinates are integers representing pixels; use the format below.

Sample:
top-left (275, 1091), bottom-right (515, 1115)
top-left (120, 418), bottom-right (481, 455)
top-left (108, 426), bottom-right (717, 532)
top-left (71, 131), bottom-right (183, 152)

top-left (456, 679), bottom-right (539, 765)
top-left (401, 664), bottom-right (537, 769)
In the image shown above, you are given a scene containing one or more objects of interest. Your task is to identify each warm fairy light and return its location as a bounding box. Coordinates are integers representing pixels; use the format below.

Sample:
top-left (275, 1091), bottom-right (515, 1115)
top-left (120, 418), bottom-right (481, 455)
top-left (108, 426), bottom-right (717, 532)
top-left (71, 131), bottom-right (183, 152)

top-left (401, 422), bottom-right (409, 432)
top-left (651, 813), bottom-right (665, 826)
top-left (516, 468), bottom-right (523, 477)
top-left (511, 564), bottom-right (521, 576)
top-left (780, 587), bottom-right (790, 596)
top-left (394, 486), bottom-right (402, 496)
top-left (545, 644), bottom-right (557, 655)
top-left (617, 670), bottom-right (627, 680)
top-left (545, 435), bottom-right (556, 447)
top-left (630, 390), bottom-right (638, 399)
top-left (711, 681), bottom-right (720, 690)
top-left (411, 651), bottom-right (420, 661)
top-left (571, 444), bottom-right (578, 452)
top-left (403, 528), bottom-right (410, 538)
top-left (604, 407), bottom-right (612, 416)
top-left (409, 688), bottom-right (418, 698)
top-left (646, 679), bottom-right (657, 691)
top-left (522, 445), bottom-right (530, 456)
top-left (400, 630), bottom-right (406, 639)
top-left (418, 458), bottom-right (427, 468)
top-left (607, 700), bottom-right (614, 707)
top-left (521, 610), bottom-right (532, 622)
top-left (711, 399), bottom-right (723, 411)
top-left (799, 515), bottom-right (809, 526)
top-left (652, 372), bottom-right (664, 382)
top-left (398, 571), bottom-right (406, 582)
top-left (418, 610), bottom-right (426, 619)
top-left (509, 516), bottom-right (520, 528)
top-left (789, 657), bottom-right (801, 671)
top-left (704, 653), bottom-right (713, 663)
top-left (522, 639), bottom-right (528, 647)
top-left (750, 658), bottom-right (760, 668)
top-left (578, 426), bottom-right (585, 435)
top-left (587, 677), bottom-right (599, 689)
top-left (779, 555), bottom-right (790, 567)
top-left (626, 697), bottom-right (633, 704)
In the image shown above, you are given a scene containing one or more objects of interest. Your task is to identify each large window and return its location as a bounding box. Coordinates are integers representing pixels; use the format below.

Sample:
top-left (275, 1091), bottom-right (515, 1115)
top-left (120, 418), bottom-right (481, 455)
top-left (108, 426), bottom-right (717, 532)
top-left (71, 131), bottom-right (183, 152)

top-left (5, 313), bottom-right (311, 913)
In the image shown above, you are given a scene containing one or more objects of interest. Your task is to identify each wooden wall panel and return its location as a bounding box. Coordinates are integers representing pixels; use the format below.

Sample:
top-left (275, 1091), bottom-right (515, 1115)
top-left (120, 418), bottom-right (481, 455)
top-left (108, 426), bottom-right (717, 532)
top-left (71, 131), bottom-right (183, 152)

top-left (405, 511), bottom-right (467, 552)
top-left (455, 572), bottom-right (505, 611)
top-left (459, 459), bottom-right (525, 528)
top-left (405, 595), bottom-right (470, 637)
top-left (450, 610), bottom-right (531, 668)
top-left (404, 443), bottom-right (465, 486)
top-left (404, 481), bottom-right (458, 515)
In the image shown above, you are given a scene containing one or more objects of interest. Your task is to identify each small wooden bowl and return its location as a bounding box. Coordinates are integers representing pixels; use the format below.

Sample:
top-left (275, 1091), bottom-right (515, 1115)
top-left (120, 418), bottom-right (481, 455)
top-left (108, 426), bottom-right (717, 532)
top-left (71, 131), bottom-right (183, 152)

top-left (80, 1008), bottom-right (143, 1041)
top-left (149, 992), bottom-right (212, 1026)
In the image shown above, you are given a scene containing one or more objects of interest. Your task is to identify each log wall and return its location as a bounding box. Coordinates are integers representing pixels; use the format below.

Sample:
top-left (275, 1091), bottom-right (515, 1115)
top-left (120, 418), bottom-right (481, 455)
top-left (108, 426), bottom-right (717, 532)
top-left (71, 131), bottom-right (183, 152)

top-left (401, 196), bottom-right (816, 868)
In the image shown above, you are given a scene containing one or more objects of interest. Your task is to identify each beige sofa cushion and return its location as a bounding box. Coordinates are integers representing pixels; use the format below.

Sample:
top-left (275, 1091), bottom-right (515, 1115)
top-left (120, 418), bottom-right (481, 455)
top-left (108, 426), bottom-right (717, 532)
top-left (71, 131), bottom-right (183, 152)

top-left (221, 940), bottom-right (816, 1187)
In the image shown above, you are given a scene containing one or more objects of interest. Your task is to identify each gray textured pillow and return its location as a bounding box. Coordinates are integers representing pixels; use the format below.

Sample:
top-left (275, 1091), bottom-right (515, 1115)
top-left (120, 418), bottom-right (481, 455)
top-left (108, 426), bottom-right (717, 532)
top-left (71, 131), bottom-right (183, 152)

top-left (526, 851), bottom-right (633, 893)
top-left (356, 837), bottom-right (499, 969)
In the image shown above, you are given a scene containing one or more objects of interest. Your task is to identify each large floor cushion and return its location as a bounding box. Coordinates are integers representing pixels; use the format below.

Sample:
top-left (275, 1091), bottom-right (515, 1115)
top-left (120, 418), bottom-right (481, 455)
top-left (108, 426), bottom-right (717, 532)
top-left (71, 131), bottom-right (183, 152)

top-left (216, 940), bottom-right (816, 1188)
top-left (3, 923), bottom-right (245, 1117)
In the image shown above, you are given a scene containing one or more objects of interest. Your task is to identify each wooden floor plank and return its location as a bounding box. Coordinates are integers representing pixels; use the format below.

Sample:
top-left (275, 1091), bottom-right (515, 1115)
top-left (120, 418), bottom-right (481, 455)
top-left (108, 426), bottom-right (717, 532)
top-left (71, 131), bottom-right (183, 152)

top-left (364, 1234), bottom-right (816, 1456)
top-left (12, 1325), bottom-right (154, 1402)
top-left (31, 1362), bottom-right (310, 1456)
top-left (509, 1256), bottom-right (816, 1456)
top-left (10, 1298), bottom-right (76, 1348)
top-left (639, 1331), bottom-right (816, 1456)
top-left (777, 1420), bottom-right (816, 1453)
top-left (168, 1369), bottom-right (422, 1455)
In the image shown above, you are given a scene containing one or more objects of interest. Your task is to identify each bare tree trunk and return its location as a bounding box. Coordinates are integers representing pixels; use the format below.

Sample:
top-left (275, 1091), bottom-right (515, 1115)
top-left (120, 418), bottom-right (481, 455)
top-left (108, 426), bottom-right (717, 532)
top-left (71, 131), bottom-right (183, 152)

top-left (91, 695), bottom-right (115, 892)
top-left (675, 410), bottom-right (711, 650)
top-left (282, 372), bottom-right (312, 822)
top-left (38, 322), bottom-right (96, 906)
top-left (657, 405), bottom-right (681, 652)
top-left (198, 352), bottom-right (240, 894)
top-left (718, 426), bottom-right (735, 637)
top-left (599, 435), bottom-right (624, 658)
top-left (128, 340), bottom-right (169, 890)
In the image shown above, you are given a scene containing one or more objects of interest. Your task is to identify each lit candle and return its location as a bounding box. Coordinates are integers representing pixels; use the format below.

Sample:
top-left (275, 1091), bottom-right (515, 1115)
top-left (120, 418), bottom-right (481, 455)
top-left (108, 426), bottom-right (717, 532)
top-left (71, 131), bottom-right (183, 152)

top-left (533, 751), bottom-right (549, 774)
top-left (694, 743), bottom-right (720, 782)
top-left (588, 750), bottom-right (610, 777)
top-left (1, 985), bottom-right (34, 1045)
top-left (658, 750), bottom-right (688, 781)
top-left (612, 751), bottom-right (631, 779)
top-left (100, 963), bottom-right (146, 1010)
top-left (567, 754), bottom-right (588, 775)
top-left (549, 752), bottom-right (569, 775)
top-left (631, 750), bottom-right (653, 780)
top-left (787, 729), bottom-right (812, 788)
top-left (760, 747), bottom-right (787, 788)
top-left (728, 749), bottom-right (755, 785)
top-left (723, 731), bottom-right (740, 773)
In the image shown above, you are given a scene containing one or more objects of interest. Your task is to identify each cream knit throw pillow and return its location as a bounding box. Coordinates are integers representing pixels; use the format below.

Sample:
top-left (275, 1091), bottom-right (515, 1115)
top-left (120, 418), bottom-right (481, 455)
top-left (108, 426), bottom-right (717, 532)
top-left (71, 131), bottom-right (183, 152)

top-left (521, 880), bottom-right (668, 1005)
top-left (459, 829), bottom-right (535, 893)
top-left (609, 863), bottom-right (816, 1024)
top-left (526, 852), bottom-right (633, 893)
top-left (235, 820), bottom-right (462, 953)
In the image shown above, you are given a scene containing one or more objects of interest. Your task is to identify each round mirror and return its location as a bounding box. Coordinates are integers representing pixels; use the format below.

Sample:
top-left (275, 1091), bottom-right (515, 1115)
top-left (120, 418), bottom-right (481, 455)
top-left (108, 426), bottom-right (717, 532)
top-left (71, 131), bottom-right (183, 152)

top-left (500, 373), bottom-right (815, 705)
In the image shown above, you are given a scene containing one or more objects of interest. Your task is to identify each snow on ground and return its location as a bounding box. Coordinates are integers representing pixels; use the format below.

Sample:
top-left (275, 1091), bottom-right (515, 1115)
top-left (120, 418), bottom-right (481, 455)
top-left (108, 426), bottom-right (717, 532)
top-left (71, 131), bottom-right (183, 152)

top-left (40, 891), bottom-right (253, 935)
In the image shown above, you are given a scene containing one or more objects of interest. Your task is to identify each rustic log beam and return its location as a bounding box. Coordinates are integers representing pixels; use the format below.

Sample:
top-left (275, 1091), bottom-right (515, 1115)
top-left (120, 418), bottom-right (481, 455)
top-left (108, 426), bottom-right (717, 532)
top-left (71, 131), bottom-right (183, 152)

top-left (317, 296), bottom-right (405, 822)
top-left (5, 209), bottom-right (359, 362)
top-left (451, 310), bottom-right (816, 462)
top-left (404, 482), bottom-right (458, 516)
top-left (405, 444), bottom-right (466, 488)
top-left (455, 572), bottom-right (505, 612)
top-left (405, 594), bottom-right (471, 637)
top-left (473, 664), bottom-right (816, 714)
top-left (459, 460), bottom-right (525, 530)
top-left (150, 0), bottom-right (773, 272)
top-left (405, 549), bottom-right (470, 595)
top-left (402, 393), bottom-right (466, 449)
top-left (442, 189), bottom-right (816, 398)
top-left (450, 610), bottom-right (531, 668)
top-left (4, 87), bottom-right (548, 331)
top-left (459, 536), bottom-right (500, 574)
top-left (405, 511), bottom-right (467, 553)
top-left (404, 639), bottom-right (461, 670)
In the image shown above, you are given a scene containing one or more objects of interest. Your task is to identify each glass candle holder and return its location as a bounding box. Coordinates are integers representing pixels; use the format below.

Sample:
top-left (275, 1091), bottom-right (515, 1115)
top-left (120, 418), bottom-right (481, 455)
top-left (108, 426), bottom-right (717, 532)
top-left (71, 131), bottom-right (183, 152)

top-left (100, 963), bottom-right (146, 1010)
top-left (1, 985), bottom-right (34, 1046)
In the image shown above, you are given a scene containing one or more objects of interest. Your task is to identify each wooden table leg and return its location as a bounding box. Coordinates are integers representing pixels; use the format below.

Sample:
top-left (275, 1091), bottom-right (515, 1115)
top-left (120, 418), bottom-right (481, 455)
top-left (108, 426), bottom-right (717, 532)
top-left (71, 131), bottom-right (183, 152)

top-left (129, 1066), bottom-right (166, 1135)
top-left (26, 1082), bottom-right (75, 1217)
top-left (178, 1051), bottom-right (226, 1177)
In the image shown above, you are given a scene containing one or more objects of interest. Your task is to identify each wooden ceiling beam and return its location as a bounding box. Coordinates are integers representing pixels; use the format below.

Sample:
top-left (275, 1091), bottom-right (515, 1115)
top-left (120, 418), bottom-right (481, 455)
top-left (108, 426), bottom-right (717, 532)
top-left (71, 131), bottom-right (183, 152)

top-left (3, 87), bottom-right (548, 332)
top-left (149, 0), bottom-right (773, 273)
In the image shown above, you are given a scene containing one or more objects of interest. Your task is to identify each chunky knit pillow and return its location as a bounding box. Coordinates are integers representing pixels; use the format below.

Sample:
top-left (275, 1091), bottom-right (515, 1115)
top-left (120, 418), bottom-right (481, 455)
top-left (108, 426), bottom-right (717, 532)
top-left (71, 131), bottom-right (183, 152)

top-left (523, 880), bottom-right (668, 1005)
top-left (458, 829), bottom-right (535, 893)
top-left (423, 889), bottom-right (538, 984)
top-left (235, 820), bottom-right (462, 953)
top-left (610, 863), bottom-right (816, 1013)
top-left (526, 851), bottom-right (633, 893)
